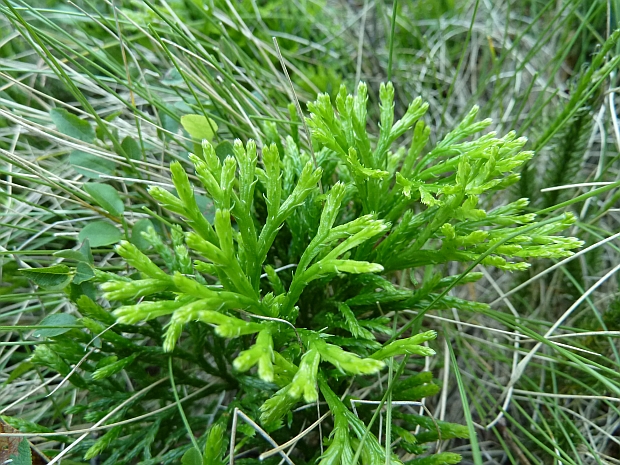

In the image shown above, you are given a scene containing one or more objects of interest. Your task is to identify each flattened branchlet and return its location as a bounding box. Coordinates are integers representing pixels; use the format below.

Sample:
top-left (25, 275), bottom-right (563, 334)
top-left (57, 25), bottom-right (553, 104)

top-left (96, 82), bottom-right (581, 463)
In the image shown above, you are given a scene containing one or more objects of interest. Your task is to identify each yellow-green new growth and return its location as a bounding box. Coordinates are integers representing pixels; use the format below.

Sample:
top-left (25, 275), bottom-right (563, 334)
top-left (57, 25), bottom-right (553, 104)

top-left (94, 82), bottom-right (584, 464)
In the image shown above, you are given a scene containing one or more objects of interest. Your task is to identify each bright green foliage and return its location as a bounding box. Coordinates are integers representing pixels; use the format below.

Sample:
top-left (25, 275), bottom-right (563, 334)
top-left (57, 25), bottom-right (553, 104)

top-left (204, 424), bottom-right (226, 465)
top-left (92, 354), bottom-right (138, 380)
top-left (95, 82), bottom-right (582, 463)
top-left (26, 83), bottom-right (582, 464)
top-left (319, 385), bottom-right (355, 465)
top-left (0, 416), bottom-right (55, 436)
top-left (394, 411), bottom-right (470, 442)
top-left (233, 328), bottom-right (275, 382)
top-left (85, 426), bottom-right (122, 460)
top-left (370, 331), bottom-right (437, 360)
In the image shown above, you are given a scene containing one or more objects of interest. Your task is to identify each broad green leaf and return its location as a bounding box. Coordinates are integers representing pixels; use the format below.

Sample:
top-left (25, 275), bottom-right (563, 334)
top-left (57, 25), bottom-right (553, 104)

top-left (79, 239), bottom-right (94, 264)
top-left (131, 219), bottom-right (154, 251)
top-left (192, 142), bottom-right (203, 160)
top-left (181, 447), bottom-right (202, 465)
top-left (162, 68), bottom-right (184, 86)
top-left (53, 239), bottom-right (94, 264)
top-left (69, 150), bottom-right (115, 178)
top-left (161, 113), bottom-right (179, 136)
top-left (9, 439), bottom-right (32, 465)
top-left (174, 101), bottom-right (193, 113)
top-left (68, 281), bottom-right (97, 303)
top-left (78, 221), bottom-right (122, 247)
top-left (215, 140), bottom-right (234, 162)
top-left (120, 136), bottom-right (142, 160)
top-left (195, 194), bottom-right (211, 213)
top-left (19, 265), bottom-right (71, 290)
top-left (73, 262), bottom-right (95, 285)
top-left (181, 114), bottom-right (218, 141)
top-left (33, 313), bottom-right (77, 338)
top-left (53, 250), bottom-right (87, 261)
top-left (50, 108), bottom-right (95, 143)
top-left (83, 183), bottom-right (124, 217)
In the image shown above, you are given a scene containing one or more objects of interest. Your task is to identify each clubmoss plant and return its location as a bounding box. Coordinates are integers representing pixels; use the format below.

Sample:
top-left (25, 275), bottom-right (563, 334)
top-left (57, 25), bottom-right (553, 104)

top-left (23, 82), bottom-right (582, 464)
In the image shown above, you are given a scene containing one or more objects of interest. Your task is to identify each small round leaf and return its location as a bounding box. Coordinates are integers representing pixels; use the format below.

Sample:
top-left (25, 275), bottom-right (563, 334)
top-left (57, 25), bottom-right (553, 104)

top-left (70, 150), bottom-right (115, 179)
top-left (181, 114), bottom-right (218, 141)
top-left (78, 221), bottom-right (122, 247)
top-left (50, 108), bottom-right (95, 143)
top-left (84, 183), bottom-right (124, 217)
top-left (19, 265), bottom-right (72, 290)
top-left (33, 313), bottom-right (78, 338)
